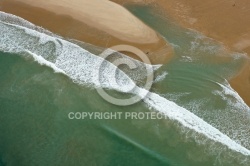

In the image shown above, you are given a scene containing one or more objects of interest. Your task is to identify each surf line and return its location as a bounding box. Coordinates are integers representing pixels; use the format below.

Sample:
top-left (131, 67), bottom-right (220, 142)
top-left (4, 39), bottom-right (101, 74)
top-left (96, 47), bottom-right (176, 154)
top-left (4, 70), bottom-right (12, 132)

top-left (0, 13), bottom-right (250, 156)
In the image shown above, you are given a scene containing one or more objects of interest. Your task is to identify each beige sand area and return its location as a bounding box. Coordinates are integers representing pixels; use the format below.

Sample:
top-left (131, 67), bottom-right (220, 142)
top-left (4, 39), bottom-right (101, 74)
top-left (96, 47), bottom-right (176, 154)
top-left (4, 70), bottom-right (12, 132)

top-left (0, 0), bottom-right (174, 64)
top-left (14, 0), bottom-right (160, 44)
top-left (112, 0), bottom-right (250, 106)
top-left (112, 0), bottom-right (250, 54)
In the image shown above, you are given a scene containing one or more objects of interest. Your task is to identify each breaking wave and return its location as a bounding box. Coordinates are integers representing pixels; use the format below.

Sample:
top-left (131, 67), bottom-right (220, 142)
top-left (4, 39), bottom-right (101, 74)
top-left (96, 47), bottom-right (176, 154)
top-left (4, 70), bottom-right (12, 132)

top-left (0, 11), bottom-right (250, 163)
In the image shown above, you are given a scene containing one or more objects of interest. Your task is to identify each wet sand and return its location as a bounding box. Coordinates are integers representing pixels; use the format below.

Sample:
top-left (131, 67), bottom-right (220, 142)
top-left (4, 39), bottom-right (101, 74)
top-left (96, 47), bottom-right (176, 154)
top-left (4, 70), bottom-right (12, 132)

top-left (0, 0), bottom-right (174, 64)
top-left (161, 0), bottom-right (250, 106)
top-left (0, 0), bottom-right (249, 105)
top-left (112, 0), bottom-right (250, 106)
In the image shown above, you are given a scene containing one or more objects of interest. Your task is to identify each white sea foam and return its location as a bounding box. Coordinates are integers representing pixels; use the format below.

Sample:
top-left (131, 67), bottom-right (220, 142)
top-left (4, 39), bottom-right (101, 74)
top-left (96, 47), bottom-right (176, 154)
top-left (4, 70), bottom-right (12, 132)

top-left (24, 50), bottom-right (66, 74)
top-left (1, 12), bottom-right (250, 157)
top-left (214, 81), bottom-right (250, 111)
top-left (163, 82), bottom-right (250, 149)
top-left (0, 20), bottom-right (136, 92)
top-left (142, 91), bottom-right (250, 155)
top-left (180, 55), bottom-right (193, 62)
top-left (0, 11), bottom-right (60, 37)
top-left (154, 71), bottom-right (168, 83)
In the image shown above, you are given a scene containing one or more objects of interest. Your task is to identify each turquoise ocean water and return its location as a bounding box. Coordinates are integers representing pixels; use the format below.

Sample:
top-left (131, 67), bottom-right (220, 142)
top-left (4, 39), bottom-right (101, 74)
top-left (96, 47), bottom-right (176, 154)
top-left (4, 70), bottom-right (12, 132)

top-left (0, 5), bottom-right (250, 166)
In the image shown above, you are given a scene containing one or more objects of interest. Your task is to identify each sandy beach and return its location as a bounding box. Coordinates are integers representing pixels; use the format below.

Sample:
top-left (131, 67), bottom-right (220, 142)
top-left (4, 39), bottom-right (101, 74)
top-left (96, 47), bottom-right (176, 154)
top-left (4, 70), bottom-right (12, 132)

top-left (0, 0), bottom-right (174, 64)
top-left (1, 1), bottom-right (250, 165)
top-left (0, 0), bottom-right (249, 105)
top-left (158, 0), bottom-right (250, 106)
top-left (112, 0), bottom-right (250, 106)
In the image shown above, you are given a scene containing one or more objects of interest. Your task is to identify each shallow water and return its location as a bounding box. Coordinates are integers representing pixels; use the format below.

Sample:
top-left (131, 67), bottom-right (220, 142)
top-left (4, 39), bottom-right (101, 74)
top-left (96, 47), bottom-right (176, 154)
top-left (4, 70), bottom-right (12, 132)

top-left (128, 5), bottom-right (250, 148)
top-left (0, 5), bottom-right (250, 166)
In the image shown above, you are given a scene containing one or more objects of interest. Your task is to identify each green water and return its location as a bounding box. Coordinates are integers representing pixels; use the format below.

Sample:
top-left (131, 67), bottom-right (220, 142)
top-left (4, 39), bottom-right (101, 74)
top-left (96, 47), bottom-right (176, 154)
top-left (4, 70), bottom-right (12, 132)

top-left (1, 53), bottom-right (249, 166)
top-left (128, 6), bottom-right (250, 149)
top-left (0, 5), bottom-right (250, 166)
top-left (0, 53), bottom-right (198, 166)
top-left (0, 54), bottom-right (169, 166)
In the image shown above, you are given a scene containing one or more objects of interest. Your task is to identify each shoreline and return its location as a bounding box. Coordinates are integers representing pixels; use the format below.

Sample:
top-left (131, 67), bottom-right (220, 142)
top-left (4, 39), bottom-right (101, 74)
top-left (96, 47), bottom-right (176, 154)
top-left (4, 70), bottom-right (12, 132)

top-left (112, 0), bottom-right (250, 106)
top-left (0, 0), bottom-right (249, 106)
top-left (0, 0), bottom-right (174, 64)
